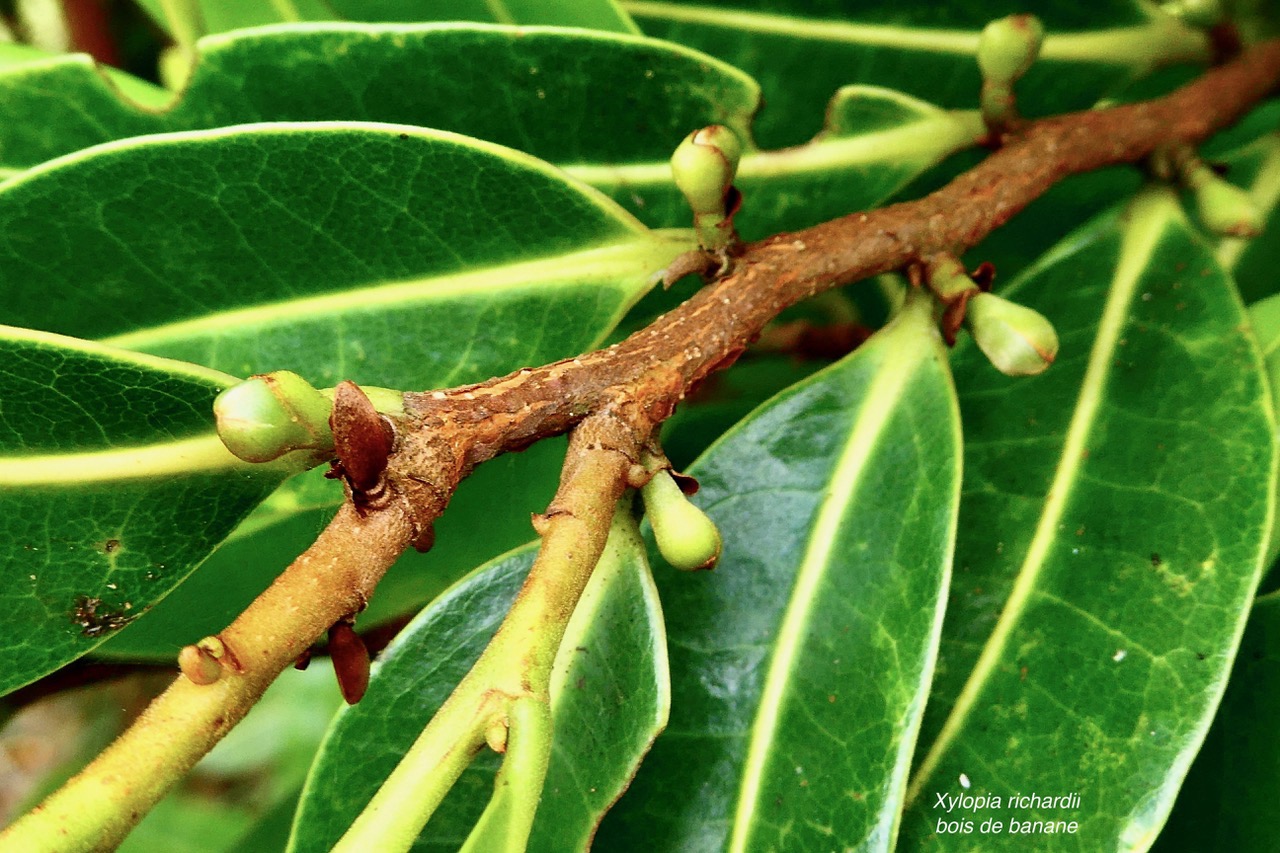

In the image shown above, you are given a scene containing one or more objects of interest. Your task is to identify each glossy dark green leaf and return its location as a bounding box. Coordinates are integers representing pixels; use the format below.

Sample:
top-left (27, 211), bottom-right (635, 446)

top-left (0, 327), bottom-right (288, 696)
top-left (1246, 292), bottom-right (1280, 569)
top-left (288, 546), bottom-right (533, 853)
top-left (0, 25), bottom-right (977, 237)
top-left (134, 0), bottom-right (335, 36)
top-left (0, 27), bottom-right (751, 176)
top-left (625, 1), bottom-right (1211, 147)
top-left (134, 0), bottom-right (637, 36)
top-left (1151, 593), bottom-right (1280, 852)
top-left (2, 122), bottom-right (685, 390)
top-left (659, 354), bottom-right (827, 470)
top-left (573, 83), bottom-right (982, 237)
top-left (462, 510), bottom-right (667, 853)
top-left (290, 509), bottom-right (668, 852)
top-left (325, 0), bottom-right (640, 32)
top-left (598, 292), bottom-right (962, 851)
top-left (903, 188), bottom-right (1275, 849)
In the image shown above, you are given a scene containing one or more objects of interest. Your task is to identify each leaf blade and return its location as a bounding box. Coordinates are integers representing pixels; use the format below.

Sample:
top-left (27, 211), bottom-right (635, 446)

top-left (0, 327), bottom-right (288, 695)
top-left (904, 188), bottom-right (1276, 849)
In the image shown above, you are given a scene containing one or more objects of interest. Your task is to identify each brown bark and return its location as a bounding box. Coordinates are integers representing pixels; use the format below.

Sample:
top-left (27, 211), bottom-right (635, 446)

top-left (387, 38), bottom-right (1280, 501)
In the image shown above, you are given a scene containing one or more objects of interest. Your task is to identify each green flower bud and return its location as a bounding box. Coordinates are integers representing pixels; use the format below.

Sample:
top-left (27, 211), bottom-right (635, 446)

top-left (1187, 164), bottom-right (1262, 238)
top-left (670, 125), bottom-right (743, 216)
top-left (977, 15), bottom-right (1044, 84)
top-left (966, 292), bottom-right (1059, 376)
top-left (642, 469), bottom-right (722, 571)
top-left (214, 371), bottom-right (334, 464)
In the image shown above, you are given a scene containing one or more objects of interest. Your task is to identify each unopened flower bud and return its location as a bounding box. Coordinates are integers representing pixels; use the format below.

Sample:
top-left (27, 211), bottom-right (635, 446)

top-left (977, 15), bottom-right (1044, 84)
top-left (214, 371), bottom-right (334, 464)
top-left (966, 292), bottom-right (1059, 376)
top-left (1186, 164), bottom-right (1262, 238)
top-left (670, 125), bottom-right (743, 215)
top-left (642, 469), bottom-right (722, 571)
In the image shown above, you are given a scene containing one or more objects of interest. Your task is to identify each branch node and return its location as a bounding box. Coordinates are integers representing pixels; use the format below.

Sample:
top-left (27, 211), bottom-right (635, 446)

top-left (485, 715), bottom-right (510, 754)
top-left (178, 643), bottom-right (222, 686)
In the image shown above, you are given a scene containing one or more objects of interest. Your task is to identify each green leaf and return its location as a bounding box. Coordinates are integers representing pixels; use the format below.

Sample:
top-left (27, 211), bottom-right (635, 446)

top-left (134, 0), bottom-right (337, 36)
top-left (290, 513), bottom-right (668, 852)
top-left (0, 27), bottom-right (750, 176)
top-left (598, 292), bottom-right (962, 850)
top-left (325, 0), bottom-right (641, 33)
top-left (0, 25), bottom-right (977, 236)
top-left (2, 122), bottom-right (685, 391)
top-left (0, 327), bottom-right (287, 696)
top-left (659, 354), bottom-right (827, 470)
top-left (135, 0), bottom-right (638, 36)
top-left (579, 83), bottom-right (983, 237)
top-left (1248, 292), bottom-right (1280, 569)
top-left (903, 188), bottom-right (1276, 848)
top-left (1152, 593), bottom-right (1280, 852)
top-left (625, 1), bottom-right (1210, 147)
top-left (528, 508), bottom-right (669, 851)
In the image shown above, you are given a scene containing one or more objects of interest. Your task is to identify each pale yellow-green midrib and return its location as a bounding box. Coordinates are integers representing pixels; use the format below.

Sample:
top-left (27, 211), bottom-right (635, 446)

top-left (565, 111), bottom-right (983, 189)
top-left (102, 236), bottom-right (689, 352)
top-left (727, 297), bottom-right (936, 853)
top-left (1, 433), bottom-right (251, 486)
top-left (903, 190), bottom-right (1174, 807)
top-left (621, 2), bottom-right (1207, 66)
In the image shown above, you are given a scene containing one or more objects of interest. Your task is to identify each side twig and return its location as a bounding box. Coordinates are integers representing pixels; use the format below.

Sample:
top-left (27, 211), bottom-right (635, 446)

top-left (335, 414), bottom-right (641, 851)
